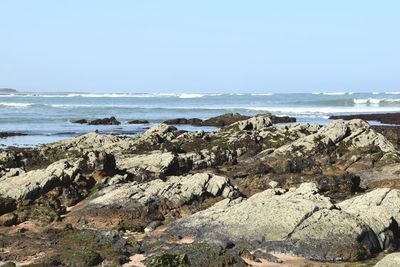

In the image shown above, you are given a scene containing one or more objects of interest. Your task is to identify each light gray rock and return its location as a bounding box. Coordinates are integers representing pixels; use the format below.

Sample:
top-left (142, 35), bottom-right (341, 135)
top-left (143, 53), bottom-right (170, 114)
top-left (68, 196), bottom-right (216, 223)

top-left (117, 151), bottom-right (177, 178)
top-left (374, 253), bottom-right (400, 267)
top-left (88, 172), bottom-right (239, 208)
top-left (0, 151), bottom-right (114, 200)
top-left (0, 160), bottom-right (80, 200)
top-left (233, 115), bottom-right (272, 131)
top-left (169, 183), bottom-right (381, 261)
top-left (338, 188), bottom-right (400, 250)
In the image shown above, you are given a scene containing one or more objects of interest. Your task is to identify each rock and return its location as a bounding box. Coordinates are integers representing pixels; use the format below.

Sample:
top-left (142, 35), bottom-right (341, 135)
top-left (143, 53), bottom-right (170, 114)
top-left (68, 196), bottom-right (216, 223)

top-left (372, 125), bottom-right (400, 149)
top-left (144, 220), bottom-right (163, 233)
top-left (330, 112), bottom-right (400, 125)
top-left (68, 250), bottom-right (103, 266)
top-left (253, 251), bottom-right (283, 263)
top-left (67, 173), bottom-right (239, 231)
top-left (268, 115), bottom-right (296, 124)
top-left (338, 188), bottom-right (400, 251)
top-left (143, 123), bottom-right (177, 137)
top-left (163, 118), bottom-right (203, 125)
top-left (262, 119), bottom-right (399, 176)
top-left (0, 212), bottom-right (17, 226)
top-left (88, 116), bottom-right (120, 125)
top-left (202, 113), bottom-right (250, 127)
top-left (163, 113), bottom-right (295, 127)
top-left (0, 132), bottom-right (27, 138)
top-left (268, 181), bottom-right (278, 189)
top-left (169, 183), bottom-right (381, 261)
top-left (374, 253), bottom-right (400, 267)
top-left (0, 151), bottom-right (115, 200)
top-left (0, 196), bottom-right (16, 216)
top-left (145, 242), bottom-right (247, 267)
top-left (88, 173), bottom-right (238, 208)
top-left (231, 115), bottom-right (272, 131)
top-left (146, 253), bottom-right (190, 267)
top-left (128, 119), bottom-right (149, 124)
top-left (117, 151), bottom-right (178, 179)
top-left (72, 119), bottom-right (88, 124)
top-left (0, 262), bottom-right (17, 267)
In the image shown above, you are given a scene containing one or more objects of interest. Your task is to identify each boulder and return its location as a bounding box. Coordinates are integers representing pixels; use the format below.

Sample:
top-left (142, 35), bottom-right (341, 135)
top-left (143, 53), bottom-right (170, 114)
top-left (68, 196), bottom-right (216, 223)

top-left (0, 132), bottom-right (27, 138)
top-left (0, 212), bottom-right (17, 226)
top-left (0, 151), bottom-right (115, 200)
top-left (88, 116), bottom-right (120, 125)
top-left (202, 113), bottom-right (250, 127)
top-left (128, 119), bottom-right (149, 124)
top-left (338, 188), bottom-right (400, 251)
top-left (66, 173), bottom-right (239, 231)
top-left (168, 183), bottom-right (381, 261)
top-left (375, 253), bottom-right (400, 267)
top-left (163, 118), bottom-right (203, 125)
top-left (88, 172), bottom-right (239, 208)
top-left (72, 119), bottom-right (88, 124)
top-left (230, 115), bottom-right (272, 131)
top-left (117, 151), bottom-right (178, 179)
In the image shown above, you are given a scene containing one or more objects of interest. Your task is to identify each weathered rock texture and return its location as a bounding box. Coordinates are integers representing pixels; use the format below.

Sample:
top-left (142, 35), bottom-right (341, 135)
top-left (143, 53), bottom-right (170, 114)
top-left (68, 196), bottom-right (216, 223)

top-left (1, 115), bottom-right (400, 265)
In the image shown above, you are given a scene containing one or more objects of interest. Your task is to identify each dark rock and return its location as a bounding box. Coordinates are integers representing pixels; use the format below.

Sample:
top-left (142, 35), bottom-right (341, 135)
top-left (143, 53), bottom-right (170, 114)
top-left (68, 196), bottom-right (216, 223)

top-left (202, 113), bottom-right (250, 127)
top-left (0, 196), bottom-right (16, 216)
top-left (330, 113), bottom-right (400, 125)
top-left (0, 228), bottom-right (138, 266)
top-left (128, 119), bottom-right (149, 124)
top-left (163, 113), bottom-right (296, 127)
top-left (72, 119), bottom-right (88, 124)
top-left (88, 116), bottom-right (121, 125)
top-left (372, 125), bottom-right (400, 148)
top-left (0, 213), bottom-right (17, 226)
top-left (145, 243), bottom-right (247, 267)
top-left (163, 118), bottom-right (203, 125)
top-left (269, 115), bottom-right (296, 123)
top-left (68, 250), bottom-right (103, 267)
top-left (0, 262), bottom-right (17, 267)
top-left (146, 253), bottom-right (190, 267)
top-left (0, 132), bottom-right (27, 138)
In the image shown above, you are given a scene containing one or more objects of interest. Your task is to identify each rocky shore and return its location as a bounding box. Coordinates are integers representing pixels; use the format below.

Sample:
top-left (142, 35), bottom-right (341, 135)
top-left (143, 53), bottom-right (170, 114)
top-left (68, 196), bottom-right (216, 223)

top-left (330, 112), bottom-right (400, 125)
top-left (1, 114), bottom-right (400, 266)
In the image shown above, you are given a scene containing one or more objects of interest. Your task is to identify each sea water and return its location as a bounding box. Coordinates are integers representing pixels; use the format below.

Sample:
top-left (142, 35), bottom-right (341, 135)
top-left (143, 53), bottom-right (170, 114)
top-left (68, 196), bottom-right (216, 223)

top-left (1, 91), bottom-right (400, 147)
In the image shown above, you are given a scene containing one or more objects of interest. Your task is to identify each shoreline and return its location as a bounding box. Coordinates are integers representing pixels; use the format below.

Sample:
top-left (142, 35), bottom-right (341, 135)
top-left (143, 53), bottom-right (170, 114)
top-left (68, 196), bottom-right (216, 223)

top-left (2, 112), bottom-right (400, 149)
top-left (1, 114), bottom-right (400, 265)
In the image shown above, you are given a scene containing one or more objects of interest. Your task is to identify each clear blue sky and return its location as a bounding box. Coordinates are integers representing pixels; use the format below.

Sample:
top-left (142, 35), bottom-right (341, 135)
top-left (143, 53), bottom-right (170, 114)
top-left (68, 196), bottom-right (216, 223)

top-left (0, 0), bottom-right (399, 93)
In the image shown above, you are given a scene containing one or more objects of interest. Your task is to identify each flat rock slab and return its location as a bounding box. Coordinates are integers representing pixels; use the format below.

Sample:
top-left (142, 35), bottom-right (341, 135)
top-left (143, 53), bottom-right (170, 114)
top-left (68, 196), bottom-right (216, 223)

top-left (168, 183), bottom-right (400, 261)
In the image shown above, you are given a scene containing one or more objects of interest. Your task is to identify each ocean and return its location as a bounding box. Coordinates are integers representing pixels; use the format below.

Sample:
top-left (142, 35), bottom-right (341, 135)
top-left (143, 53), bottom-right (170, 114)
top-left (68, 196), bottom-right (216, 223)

top-left (1, 91), bottom-right (400, 148)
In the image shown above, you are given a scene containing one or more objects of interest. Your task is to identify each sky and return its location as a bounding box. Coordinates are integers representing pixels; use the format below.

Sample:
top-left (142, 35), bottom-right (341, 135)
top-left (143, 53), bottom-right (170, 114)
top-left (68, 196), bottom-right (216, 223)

top-left (0, 0), bottom-right (399, 93)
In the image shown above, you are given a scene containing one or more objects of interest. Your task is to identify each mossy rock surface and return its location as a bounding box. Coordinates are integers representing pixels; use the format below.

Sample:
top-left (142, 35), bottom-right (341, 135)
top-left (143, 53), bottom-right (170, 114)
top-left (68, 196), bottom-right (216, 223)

top-left (146, 253), bottom-right (190, 267)
top-left (68, 250), bottom-right (103, 267)
top-left (146, 243), bottom-right (247, 267)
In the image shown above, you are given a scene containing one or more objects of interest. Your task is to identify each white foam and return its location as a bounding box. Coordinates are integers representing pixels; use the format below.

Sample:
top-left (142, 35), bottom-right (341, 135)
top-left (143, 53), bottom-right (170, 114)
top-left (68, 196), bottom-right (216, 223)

top-left (322, 92), bottom-right (347, 96)
top-left (251, 93), bottom-right (273, 96)
top-left (177, 93), bottom-right (206, 98)
top-left (353, 98), bottom-right (400, 104)
top-left (246, 106), bottom-right (400, 114)
top-left (385, 92), bottom-right (400, 95)
top-left (0, 102), bottom-right (32, 108)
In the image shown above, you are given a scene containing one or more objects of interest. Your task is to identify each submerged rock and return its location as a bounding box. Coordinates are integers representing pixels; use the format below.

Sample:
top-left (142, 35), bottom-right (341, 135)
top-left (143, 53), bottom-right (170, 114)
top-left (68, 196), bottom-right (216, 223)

top-left (88, 116), bottom-right (121, 125)
top-left (128, 119), bottom-right (149, 124)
